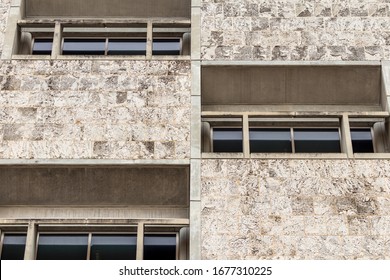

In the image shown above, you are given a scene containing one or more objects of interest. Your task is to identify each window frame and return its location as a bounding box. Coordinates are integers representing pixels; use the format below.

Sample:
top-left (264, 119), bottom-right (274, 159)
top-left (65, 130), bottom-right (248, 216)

top-left (0, 232), bottom-right (28, 260)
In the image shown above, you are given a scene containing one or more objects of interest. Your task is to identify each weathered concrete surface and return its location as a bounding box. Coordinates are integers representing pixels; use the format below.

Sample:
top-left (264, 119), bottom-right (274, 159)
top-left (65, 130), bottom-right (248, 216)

top-left (0, 60), bottom-right (191, 159)
top-left (0, 166), bottom-right (189, 207)
top-left (201, 0), bottom-right (390, 60)
top-left (202, 159), bottom-right (390, 259)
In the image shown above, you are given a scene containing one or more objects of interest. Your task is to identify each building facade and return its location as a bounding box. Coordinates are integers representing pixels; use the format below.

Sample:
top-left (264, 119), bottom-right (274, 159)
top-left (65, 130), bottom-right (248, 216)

top-left (0, 0), bottom-right (390, 260)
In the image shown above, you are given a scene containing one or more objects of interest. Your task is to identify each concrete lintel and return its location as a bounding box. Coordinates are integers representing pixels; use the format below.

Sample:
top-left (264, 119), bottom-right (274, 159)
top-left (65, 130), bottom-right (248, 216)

top-left (201, 60), bottom-right (382, 67)
top-left (190, 159), bottom-right (201, 201)
top-left (191, 95), bottom-right (201, 159)
top-left (191, 61), bottom-right (201, 96)
top-left (190, 201), bottom-right (201, 260)
top-left (0, 159), bottom-right (190, 166)
top-left (191, 7), bottom-right (201, 60)
top-left (0, 207), bottom-right (189, 220)
top-left (0, 218), bottom-right (190, 225)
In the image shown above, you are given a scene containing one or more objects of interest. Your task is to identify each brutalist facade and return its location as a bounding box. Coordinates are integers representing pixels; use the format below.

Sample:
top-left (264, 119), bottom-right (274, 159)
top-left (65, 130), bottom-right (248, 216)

top-left (0, 0), bottom-right (390, 260)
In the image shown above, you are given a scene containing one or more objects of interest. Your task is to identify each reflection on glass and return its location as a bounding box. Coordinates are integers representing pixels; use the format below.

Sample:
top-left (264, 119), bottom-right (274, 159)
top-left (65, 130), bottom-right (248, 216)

top-left (153, 39), bottom-right (181, 55)
top-left (32, 38), bottom-right (53, 55)
top-left (294, 128), bottom-right (341, 153)
top-left (37, 235), bottom-right (88, 260)
top-left (1, 234), bottom-right (26, 260)
top-left (108, 39), bottom-right (146, 55)
top-left (213, 128), bottom-right (243, 153)
top-left (90, 235), bottom-right (137, 260)
top-left (62, 39), bottom-right (106, 55)
top-left (144, 234), bottom-right (176, 260)
top-left (250, 128), bottom-right (292, 153)
top-left (351, 128), bottom-right (374, 153)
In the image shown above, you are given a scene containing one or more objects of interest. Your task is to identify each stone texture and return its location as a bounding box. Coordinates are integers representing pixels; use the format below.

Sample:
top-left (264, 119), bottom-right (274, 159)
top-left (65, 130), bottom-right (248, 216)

top-left (201, 0), bottom-right (390, 60)
top-left (0, 60), bottom-right (191, 159)
top-left (202, 159), bottom-right (390, 259)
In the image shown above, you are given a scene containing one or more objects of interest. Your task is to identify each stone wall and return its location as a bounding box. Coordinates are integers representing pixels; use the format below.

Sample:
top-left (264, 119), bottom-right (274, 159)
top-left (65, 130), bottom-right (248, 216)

top-left (201, 0), bottom-right (390, 60)
top-left (0, 0), bottom-right (11, 58)
top-left (0, 60), bottom-right (191, 159)
top-left (202, 159), bottom-right (390, 259)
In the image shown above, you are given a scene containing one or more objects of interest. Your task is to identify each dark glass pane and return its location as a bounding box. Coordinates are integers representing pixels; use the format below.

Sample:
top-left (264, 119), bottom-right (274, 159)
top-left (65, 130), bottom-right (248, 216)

top-left (250, 128), bottom-right (292, 153)
top-left (1, 234), bottom-right (26, 260)
top-left (351, 128), bottom-right (374, 153)
top-left (32, 38), bottom-right (53, 55)
top-left (144, 235), bottom-right (176, 260)
top-left (153, 39), bottom-right (180, 55)
top-left (62, 39), bottom-right (105, 55)
top-left (90, 235), bottom-right (136, 260)
top-left (108, 39), bottom-right (146, 55)
top-left (37, 235), bottom-right (88, 260)
top-left (213, 128), bottom-right (243, 153)
top-left (294, 128), bottom-right (341, 153)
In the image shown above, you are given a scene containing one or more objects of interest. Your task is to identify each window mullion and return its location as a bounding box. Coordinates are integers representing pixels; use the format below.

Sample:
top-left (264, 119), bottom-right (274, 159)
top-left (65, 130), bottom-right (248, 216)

top-left (24, 221), bottom-right (38, 260)
top-left (51, 21), bottom-right (62, 58)
top-left (242, 114), bottom-right (250, 158)
top-left (291, 128), bottom-right (295, 153)
top-left (136, 222), bottom-right (144, 260)
top-left (0, 230), bottom-right (3, 258)
top-left (341, 114), bottom-right (353, 157)
top-left (86, 233), bottom-right (92, 260)
top-left (146, 21), bottom-right (153, 59)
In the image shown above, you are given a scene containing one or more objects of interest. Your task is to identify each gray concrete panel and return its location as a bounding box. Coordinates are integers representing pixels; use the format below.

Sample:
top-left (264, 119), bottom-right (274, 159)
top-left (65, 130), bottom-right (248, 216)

top-left (0, 166), bottom-right (189, 207)
top-left (202, 66), bottom-right (381, 106)
top-left (25, 0), bottom-right (191, 18)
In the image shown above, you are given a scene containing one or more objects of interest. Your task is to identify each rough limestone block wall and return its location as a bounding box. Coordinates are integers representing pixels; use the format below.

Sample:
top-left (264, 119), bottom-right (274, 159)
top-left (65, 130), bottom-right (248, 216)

top-left (0, 0), bottom-right (11, 58)
top-left (202, 159), bottom-right (390, 259)
top-left (0, 60), bottom-right (191, 159)
top-left (201, 0), bottom-right (390, 60)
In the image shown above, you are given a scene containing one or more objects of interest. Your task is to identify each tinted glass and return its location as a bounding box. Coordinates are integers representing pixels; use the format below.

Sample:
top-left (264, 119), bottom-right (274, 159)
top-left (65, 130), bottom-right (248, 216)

top-left (144, 235), bottom-right (176, 260)
top-left (1, 234), bottom-right (26, 260)
top-left (351, 128), bottom-right (374, 153)
top-left (213, 128), bottom-right (243, 153)
top-left (37, 235), bottom-right (88, 260)
top-left (62, 39), bottom-right (105, 55)
top-left (294, 128), bottom-right (341, 153)
top-left (153, 39), bottom-right (180, 55)
top-left (90, 235), bottom-right (137, 260)
top-left (108, 39), bottom-right (146, 55)
top-left (32, 38), bottom-right (53, 55)
top-left (250, 128), bottom-right (292, 153)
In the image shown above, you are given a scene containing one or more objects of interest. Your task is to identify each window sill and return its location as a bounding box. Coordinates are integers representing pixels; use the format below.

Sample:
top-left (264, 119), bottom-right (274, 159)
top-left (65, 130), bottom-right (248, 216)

top-left (202, 152), bottom-right (390, 160)
top-left (10, 55), bottom-right (191, 61)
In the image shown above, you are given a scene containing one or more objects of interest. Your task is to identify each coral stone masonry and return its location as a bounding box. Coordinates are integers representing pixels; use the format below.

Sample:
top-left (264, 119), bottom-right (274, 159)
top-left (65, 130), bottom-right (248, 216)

top-left (1, 0), bottom-right (390, 260)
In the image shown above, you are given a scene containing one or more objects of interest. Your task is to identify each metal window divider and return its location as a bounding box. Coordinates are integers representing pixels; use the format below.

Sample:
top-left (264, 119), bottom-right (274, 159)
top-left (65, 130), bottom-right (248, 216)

top-left (87, 232), bottom-right (92, 260)
top-left (0, 230), bottom-right (3, 258)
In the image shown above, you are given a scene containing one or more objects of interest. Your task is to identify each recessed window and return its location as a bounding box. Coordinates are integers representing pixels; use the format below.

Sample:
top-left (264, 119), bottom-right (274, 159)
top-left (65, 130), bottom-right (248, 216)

top-left (108, 39), bottom-right (146, 55)
top-left (213, 128), bottom-right (243, 153)
top-left (294, 128), bottom-right (341, 153)
top-left (250, 128), bottom-right (292, 153)
top-left (37, 234), bottom-right (89, 260)
top-left (1, 234), bottom-right (26, 260)
top-left (32, 38), bottom-right (53, 55)
top-left (144, 234), bottom-right (176, 260)
top-left (351, 128), bottom-right (374, 153)
top-left (90, 235), bottom-right (137, 260)
top-left (62, 39), bottom-right (106, 55)
top-left (153, 39), bottom-right (181, 55)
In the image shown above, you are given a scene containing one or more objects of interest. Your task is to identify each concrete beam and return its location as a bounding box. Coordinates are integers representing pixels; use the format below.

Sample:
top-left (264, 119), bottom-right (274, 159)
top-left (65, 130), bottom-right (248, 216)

top-left (201, 61), bottom-right (382, 66)
top-left (0, 159), bottom-right (190, 166)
